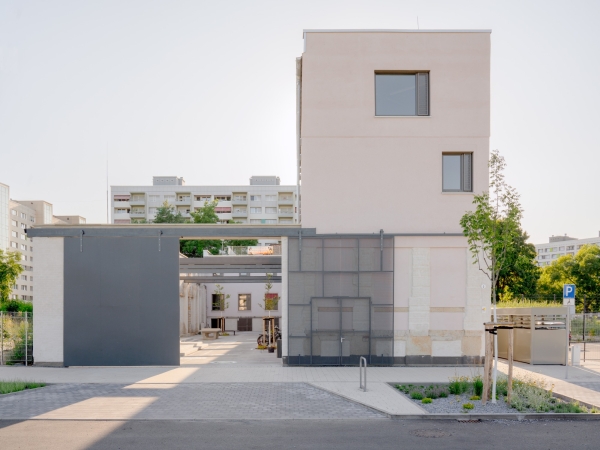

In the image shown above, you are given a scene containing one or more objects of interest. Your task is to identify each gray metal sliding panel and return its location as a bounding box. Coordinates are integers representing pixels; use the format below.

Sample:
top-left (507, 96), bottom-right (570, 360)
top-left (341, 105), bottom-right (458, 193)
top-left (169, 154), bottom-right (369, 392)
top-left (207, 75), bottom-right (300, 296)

top-left (63, 236), bottom-right (180, 366)
top-left (417, 72), bottom-right (429, 116)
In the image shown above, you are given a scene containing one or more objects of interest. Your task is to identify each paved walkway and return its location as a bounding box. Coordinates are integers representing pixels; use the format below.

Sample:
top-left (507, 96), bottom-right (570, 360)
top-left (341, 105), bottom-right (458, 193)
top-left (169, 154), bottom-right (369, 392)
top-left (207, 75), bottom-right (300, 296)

top-left (1, 333), bottom-right (599, 418)
top-left (0, 383), bottom-right (386, 420)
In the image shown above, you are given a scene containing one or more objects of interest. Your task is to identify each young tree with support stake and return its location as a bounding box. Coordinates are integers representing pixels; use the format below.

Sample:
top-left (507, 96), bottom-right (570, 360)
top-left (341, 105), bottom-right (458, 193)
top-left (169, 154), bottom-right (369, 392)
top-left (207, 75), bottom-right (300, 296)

top-left (460, 149), bottom-right (523, 403)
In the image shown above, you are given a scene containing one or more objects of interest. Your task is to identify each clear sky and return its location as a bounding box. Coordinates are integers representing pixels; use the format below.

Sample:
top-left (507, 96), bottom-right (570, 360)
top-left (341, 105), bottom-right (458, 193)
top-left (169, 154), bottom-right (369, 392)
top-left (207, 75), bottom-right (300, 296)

top-left (1, 0), bottom-right (599, 243)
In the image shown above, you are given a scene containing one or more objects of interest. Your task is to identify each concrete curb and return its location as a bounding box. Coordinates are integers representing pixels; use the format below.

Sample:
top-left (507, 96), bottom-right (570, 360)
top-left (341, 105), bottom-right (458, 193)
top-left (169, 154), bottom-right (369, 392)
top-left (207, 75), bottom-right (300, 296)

top-left (390, 413), bottom-right (600, 421)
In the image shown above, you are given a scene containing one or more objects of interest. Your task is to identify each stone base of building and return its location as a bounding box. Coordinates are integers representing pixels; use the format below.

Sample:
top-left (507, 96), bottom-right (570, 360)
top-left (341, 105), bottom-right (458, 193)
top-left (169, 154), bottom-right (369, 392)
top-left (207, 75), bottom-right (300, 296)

top-left (33, 361), bottom-right (64, 367)
top-left (282, 355), bottom-right (484, 367)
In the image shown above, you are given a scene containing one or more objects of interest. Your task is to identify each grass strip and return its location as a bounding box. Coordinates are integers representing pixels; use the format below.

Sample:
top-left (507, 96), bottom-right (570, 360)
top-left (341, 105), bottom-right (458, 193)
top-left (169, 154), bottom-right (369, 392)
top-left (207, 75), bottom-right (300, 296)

top-left (0, 380), bottom-right (46, 395)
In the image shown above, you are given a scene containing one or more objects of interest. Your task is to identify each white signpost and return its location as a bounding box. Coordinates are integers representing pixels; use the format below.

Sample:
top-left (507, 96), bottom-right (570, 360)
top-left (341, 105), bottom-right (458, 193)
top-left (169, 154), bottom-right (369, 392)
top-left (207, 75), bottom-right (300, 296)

top-left (563, 284), bottom-right (575, 376)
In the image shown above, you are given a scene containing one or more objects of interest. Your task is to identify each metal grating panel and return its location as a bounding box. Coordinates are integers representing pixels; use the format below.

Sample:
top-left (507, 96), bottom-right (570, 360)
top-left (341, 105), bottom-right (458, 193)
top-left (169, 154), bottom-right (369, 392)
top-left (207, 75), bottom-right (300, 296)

top-left (287, 236), bottom-right (394, 366)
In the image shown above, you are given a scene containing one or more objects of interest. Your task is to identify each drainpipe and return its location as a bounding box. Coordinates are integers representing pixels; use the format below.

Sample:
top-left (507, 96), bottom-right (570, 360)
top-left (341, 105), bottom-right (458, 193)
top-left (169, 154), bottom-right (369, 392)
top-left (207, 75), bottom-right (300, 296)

top-left (202, 284), bottom-right (208, 329)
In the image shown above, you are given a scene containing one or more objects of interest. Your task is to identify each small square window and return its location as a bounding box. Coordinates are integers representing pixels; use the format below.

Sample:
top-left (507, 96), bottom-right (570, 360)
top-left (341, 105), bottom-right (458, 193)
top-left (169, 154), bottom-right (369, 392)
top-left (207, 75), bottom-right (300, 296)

top-left (238, 294), bottom-right (251, 311)
top-left (442, 153), bottom-right (472, 192)
top-left (212, 294), bottom-right (225, 311)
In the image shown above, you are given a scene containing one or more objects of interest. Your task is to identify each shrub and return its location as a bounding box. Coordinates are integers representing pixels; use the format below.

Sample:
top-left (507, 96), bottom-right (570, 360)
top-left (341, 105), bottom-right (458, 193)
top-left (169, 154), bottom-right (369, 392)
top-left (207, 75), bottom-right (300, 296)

top-left (0, 300), bottom-right (32, 313)
top-left (473, 376), bottom-right (483, 397)
top-left (463, 403), bottom-right (475, 410)
top-left (470, 395), bottom-right (481, 401)
top-left (410, 391), bottom-right (424, 400)
top-left (591, 407), bottom-right (599, 414)
top-left (424, 388), bottom-right (438, 399)
top-left (438, 390), bottom-right (448, 398)
top-left (553, 401), bottom-right (586, 413)
top-left (422, 398), bottom-right (432, 404)
top-left (449, 376), bottom-right (470, 395)
top-left (510, 376), bottom-right (554, 412)
top-left (395, 385), bottom-right (409, 394)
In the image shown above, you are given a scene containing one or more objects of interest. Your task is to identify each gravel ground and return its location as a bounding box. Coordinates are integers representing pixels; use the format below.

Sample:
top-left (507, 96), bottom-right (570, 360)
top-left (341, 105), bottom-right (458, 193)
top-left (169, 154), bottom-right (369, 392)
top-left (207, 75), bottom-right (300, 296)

top-left (394, 389), bottom-right (519, 414)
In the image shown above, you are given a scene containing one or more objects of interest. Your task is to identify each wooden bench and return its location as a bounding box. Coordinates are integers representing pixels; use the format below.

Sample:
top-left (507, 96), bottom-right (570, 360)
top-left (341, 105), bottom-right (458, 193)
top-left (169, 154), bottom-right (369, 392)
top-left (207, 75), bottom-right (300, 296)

top-left (200, 328), bottom-right (222, 340)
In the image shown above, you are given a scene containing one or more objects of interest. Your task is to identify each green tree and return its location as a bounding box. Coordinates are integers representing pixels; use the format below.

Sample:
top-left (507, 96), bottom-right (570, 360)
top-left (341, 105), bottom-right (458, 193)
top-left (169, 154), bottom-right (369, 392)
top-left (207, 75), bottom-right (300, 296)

top-left (212, 284), bottom-right (230, 311)
top-left (537, 245), bottom-right (600, 311)
top-left (497, 227), bottom-right (540, 300)
top-left (180, 200), bottom-right (221, 257)
top-left (460, 149), bottom-right (523, 403)
top-left (460, 150), bottom-right (524, 305)
top-left (153, 201), bottom-right (187, 224)
top-left (0, 250), bottom-right (23, 302)
top-left (189, 200), bottom-right (219, 224)
top-left (259, 273), bottom-right (280, 312)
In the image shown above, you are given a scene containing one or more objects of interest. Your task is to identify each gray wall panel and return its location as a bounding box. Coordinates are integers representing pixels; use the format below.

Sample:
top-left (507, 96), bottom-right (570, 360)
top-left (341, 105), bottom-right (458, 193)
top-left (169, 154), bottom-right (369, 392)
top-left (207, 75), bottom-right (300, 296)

top-left (64, 236), bottom-right (180, 366)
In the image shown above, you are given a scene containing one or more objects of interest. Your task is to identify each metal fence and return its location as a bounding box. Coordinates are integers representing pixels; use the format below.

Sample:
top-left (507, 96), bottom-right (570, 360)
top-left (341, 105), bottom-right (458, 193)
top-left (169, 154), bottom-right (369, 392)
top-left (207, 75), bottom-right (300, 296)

top-left (570, 313), bottom-right (600, 361)
top-left (0, 312), bottom-right (33, 366)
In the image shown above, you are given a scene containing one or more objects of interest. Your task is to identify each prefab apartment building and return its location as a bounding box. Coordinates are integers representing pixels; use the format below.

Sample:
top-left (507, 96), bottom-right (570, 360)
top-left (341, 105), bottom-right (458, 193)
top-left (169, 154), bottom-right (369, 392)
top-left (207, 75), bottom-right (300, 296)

top-left (111, 175), bottom-right (298, 225)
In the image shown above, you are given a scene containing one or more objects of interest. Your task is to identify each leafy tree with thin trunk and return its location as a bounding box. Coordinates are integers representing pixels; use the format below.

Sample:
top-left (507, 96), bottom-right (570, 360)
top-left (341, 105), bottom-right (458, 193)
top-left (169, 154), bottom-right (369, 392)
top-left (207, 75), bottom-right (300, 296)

top-left (460, 149), bottom-right (523, 403)
top-left (212, 284), bottom-right (230, 311)
top-left (0, 250), bottom-right (23, 302)
top-left (259, 273), bottom-right (280, 312)
top-left (460, 150), bottom-right (524, 305)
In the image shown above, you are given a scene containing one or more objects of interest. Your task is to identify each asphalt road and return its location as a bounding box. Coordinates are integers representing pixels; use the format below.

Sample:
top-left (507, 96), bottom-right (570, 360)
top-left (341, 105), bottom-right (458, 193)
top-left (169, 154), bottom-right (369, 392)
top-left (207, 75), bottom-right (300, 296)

top-left (0, 419), bottom-right (598, 450)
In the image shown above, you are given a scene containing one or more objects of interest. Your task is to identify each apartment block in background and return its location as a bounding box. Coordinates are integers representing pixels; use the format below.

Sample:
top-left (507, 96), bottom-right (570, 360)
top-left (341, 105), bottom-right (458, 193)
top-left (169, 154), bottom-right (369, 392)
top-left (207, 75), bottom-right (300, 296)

top-left (535, 233), bottom-right (600, 266)
top-left (0, 183), bottom-right (86, 301)
top-left (110, 175), bottom-right (298, 225)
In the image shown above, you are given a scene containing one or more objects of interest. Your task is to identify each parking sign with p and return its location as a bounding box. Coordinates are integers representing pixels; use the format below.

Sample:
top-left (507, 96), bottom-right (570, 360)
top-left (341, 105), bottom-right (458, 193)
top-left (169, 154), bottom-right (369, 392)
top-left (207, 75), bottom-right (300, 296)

top-left (563, 284), bottom-right (575, 306)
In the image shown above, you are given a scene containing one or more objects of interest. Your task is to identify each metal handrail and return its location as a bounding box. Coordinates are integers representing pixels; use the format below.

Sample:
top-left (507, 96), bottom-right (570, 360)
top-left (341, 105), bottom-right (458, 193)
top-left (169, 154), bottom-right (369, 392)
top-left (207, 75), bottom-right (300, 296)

top-left (359, 356), bottom-right (367, 392)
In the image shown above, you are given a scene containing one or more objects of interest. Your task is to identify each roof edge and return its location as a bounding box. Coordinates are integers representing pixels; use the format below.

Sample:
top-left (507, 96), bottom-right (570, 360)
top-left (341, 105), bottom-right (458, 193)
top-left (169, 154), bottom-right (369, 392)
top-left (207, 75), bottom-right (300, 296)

top-left (303, 29), bottom-right (492, 34)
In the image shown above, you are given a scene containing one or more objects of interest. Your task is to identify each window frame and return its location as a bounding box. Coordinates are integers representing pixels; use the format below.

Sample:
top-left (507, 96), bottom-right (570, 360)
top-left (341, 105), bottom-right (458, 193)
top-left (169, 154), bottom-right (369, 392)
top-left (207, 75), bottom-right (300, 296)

top-left (374, 71), bottom-right (430, 117)
top-left (442, 152), bottom-right (473, 193)
top-left (238, 294), bottom-right (251, 311)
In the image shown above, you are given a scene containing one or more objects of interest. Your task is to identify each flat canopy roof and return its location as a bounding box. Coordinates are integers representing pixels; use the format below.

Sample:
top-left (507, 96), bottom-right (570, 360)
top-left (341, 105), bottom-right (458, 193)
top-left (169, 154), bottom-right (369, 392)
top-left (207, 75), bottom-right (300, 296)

top-left (26, 224), bottom-right (315, 239)
top-left (303, 29), bottom-right (492, 34)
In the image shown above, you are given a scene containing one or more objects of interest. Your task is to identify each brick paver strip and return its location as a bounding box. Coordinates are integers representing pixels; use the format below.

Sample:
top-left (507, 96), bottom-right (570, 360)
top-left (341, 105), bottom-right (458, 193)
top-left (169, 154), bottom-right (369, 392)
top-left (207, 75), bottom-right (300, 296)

top-left (0, 383), bottom-right (386, 420)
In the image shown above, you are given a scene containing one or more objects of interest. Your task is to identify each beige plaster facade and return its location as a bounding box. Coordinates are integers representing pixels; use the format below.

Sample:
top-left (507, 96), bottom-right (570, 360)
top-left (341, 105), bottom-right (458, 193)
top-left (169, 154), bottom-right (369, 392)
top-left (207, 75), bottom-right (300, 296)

top-left (298, 31), bottom-right (491, 363)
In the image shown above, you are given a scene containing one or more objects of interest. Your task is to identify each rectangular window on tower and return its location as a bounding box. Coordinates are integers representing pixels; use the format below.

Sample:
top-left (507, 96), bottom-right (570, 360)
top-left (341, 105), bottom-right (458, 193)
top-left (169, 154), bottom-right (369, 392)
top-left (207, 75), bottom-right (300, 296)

top-left (442, 153), bottom-right (473, 192)
top-left (375, 72), bottom-right (429, 116)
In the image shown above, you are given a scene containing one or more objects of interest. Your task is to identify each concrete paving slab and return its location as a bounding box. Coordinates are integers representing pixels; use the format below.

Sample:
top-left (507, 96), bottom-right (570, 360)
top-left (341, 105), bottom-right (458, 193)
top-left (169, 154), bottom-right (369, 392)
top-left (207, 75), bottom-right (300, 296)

top-left (0, 383), bottom-right (386, 420)
top-left (310, 382), bottom-right (426, 415)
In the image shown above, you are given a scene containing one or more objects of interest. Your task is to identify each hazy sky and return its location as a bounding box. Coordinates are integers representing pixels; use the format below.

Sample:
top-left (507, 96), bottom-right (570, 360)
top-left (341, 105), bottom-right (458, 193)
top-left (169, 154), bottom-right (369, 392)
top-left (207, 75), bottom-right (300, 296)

top-left (1, 0), bottom-right (599, 243)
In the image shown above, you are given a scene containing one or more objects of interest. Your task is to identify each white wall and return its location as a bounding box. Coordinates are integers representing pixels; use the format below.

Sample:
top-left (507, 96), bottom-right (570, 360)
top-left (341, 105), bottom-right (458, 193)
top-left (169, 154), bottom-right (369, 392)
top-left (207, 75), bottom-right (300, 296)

top-left (179, 282), bottom-right (206, 336)
top-left (32, 237), bottom-right (64, 364)
top-left (205, 280), bottom-right (281, 331)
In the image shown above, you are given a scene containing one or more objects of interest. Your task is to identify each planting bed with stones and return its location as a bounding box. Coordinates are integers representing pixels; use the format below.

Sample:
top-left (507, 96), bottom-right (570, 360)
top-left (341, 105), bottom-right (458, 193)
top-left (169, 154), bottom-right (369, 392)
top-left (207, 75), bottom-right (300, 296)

top-left (393, 375), bottom-right (598, 415)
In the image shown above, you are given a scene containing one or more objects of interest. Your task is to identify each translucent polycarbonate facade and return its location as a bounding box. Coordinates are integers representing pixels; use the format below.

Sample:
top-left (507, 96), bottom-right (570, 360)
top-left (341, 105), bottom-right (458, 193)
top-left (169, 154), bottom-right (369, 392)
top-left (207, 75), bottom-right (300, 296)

top-left (287, 236), bottom-right (394, 365)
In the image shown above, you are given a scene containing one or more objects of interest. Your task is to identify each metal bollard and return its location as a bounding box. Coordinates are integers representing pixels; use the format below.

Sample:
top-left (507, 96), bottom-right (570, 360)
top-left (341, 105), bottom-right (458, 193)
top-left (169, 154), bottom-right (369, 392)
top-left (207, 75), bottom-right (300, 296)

top-left (359, 356), bottom-right (367, 392)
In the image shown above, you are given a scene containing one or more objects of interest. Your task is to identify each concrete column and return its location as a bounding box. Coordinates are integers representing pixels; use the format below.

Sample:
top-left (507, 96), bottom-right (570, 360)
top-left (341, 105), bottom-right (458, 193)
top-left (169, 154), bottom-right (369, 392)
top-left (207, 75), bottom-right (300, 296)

top-left (32, 237), bottom-right (64, 365)
top-left (462, 250), bottom-right (490, 357)
top-left (407, 248), bottom-right (431, 356)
